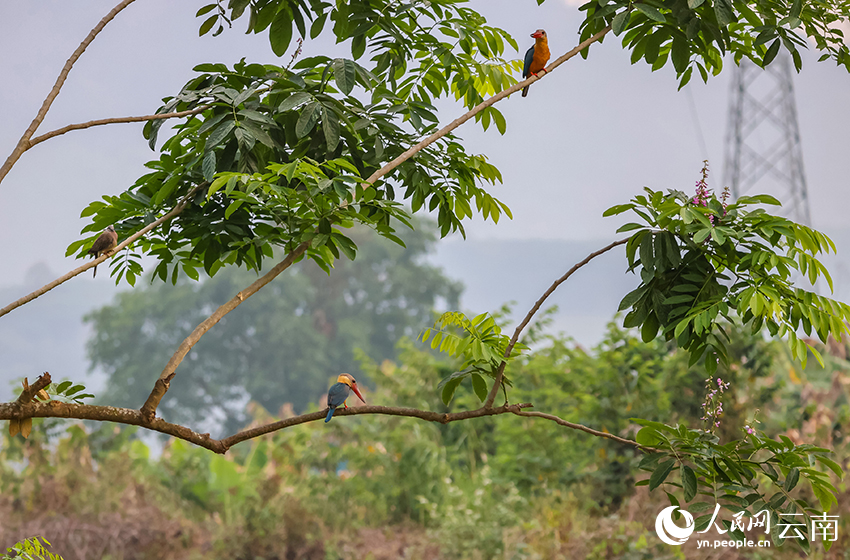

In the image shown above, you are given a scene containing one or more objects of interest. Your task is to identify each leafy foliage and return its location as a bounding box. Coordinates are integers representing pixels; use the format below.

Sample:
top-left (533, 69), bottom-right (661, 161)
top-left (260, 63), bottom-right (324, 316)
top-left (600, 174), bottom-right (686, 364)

top-left (606, 167), bottom-right (849, 375)
top-left (579, 0), bottom-right (850, 89)
top-left (420, 311), bottom-right (527, 405)
top-left (70, 1), bottom-right (520, 285)
top-left (86, 223), bottom-right (461, 433)
top-left (1, 537), bottom-right (63, 560)
top-left (636, 419), bottom-right (843, 553)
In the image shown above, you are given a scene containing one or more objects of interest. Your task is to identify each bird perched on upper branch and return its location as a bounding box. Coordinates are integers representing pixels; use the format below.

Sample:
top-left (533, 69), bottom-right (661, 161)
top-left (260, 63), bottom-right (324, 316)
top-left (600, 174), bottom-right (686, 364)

top-left (87, 225), bottom-right (118, 278)
top-left (522, 29), bottom-right (550, 97)
top-left (325, 373), bottom-right (366, 423)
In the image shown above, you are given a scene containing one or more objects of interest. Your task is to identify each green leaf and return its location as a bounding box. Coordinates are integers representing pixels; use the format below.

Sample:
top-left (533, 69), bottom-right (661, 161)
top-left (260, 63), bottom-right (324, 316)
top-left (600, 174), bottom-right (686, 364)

top-left (814, 455), bottom-right (843, 479)
top-left (763, 39), bottom-right (781, 66)
top-left (279, 92), bottom-right (312, 112)
top-left (470, 373), bottom-right (488, 402)
top-left (441, 376), bottom-right (463, 406)
top-left (332, 58), bottom-right (357, 95)
top-left (296, 102), bottom-right (321, 138)
top-left (649, 459), bottom-right (676, 490)
top-left (713, 0), bottom-right (735, 26)
top-left (322, 107), bottom-right (341, 152)
top-left (682, 465), bottom-right (697, 502)
top-left (65, 384), bottom-right (85, 396)
top-left (207, 120), bottom-right (235, 149)
top-left (603, 203), bottom-right (634, 217)
top-left (612, 10), bottom-right (631, 35)
top-left (199, 15), bottom-right (217, 36)
top-left (641, 312), bottom-right (659, 342)
top-left (202, 150), bottom-right (216, 182)
top-left (671, 35), bottom-right (689, 73)
top-left (269, 6), bottom-right (293, 57)
top-left (784, 467), bottom-right (800, 491)
top-left (635, 4), bottom-right (666, 22)
top-left (636, 426), bottom-right (664, 447)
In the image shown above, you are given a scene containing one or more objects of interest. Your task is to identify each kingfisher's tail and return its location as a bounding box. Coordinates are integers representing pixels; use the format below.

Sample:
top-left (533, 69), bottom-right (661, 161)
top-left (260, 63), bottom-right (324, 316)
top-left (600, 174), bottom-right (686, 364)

top-left (522, 85), bottom-right (530, 97)
top-left (325, 407), bottom-right (335, 423)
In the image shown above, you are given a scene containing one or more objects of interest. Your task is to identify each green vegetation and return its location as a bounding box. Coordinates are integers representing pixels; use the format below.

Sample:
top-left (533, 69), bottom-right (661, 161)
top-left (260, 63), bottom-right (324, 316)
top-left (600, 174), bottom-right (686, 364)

top-left (3, 323), bottom-right (847, 558)
top-left (85, 223), bottom-right (460, 433)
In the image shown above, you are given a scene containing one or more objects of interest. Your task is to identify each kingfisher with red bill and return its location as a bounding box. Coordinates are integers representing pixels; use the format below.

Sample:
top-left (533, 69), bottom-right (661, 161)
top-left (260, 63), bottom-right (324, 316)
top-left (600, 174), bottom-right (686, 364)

top-left (325, 373), bottom-right (366, 423)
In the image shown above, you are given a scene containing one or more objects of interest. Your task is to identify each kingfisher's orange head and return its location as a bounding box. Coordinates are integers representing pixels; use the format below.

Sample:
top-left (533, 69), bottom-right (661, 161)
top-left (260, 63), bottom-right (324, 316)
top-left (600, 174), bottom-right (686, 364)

top-left (531, 29), bottom-right (547, 40)
top-left (337, 373), bottom-right (366, 403)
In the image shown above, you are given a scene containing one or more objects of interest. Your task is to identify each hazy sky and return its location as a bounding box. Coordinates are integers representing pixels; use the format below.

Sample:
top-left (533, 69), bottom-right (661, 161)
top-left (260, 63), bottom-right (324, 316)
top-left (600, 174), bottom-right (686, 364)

top-left (0, 0), bottom-right (848, 286)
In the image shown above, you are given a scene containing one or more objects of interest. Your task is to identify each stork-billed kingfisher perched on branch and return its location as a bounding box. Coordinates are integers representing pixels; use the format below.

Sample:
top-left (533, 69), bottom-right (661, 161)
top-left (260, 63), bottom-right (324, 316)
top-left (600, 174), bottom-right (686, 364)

top-left (522, 29), bottom-right (550, 97)
top-left (325, 373), bottom-right (366, 423)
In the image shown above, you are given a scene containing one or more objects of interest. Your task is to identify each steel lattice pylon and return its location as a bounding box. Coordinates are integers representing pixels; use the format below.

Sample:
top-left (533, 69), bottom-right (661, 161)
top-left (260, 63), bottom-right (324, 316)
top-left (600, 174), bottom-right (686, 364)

top-left (723, 54), bottom-right (811, 225)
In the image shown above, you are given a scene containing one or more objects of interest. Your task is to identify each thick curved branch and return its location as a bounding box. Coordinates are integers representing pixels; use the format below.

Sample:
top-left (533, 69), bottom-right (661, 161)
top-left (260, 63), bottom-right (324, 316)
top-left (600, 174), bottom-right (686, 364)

top-left (0, 0), bottom-right (138, 186)
top-left (220, 402), bottom-right (535, 449)
top-left (28, 106), bottom-right (210, 149)
top-left (363, 26), bottom-right (611, 186)
top-left (0, 185), bottom-right (204, 319)
top-left (1, 398), bottom-right (651, 455)
top-left (1, 400), bottom-right (228, 453)
top-left (140, 240), bottom-right (311, 421)
top-left (483, 237), bottom-right (630, 408)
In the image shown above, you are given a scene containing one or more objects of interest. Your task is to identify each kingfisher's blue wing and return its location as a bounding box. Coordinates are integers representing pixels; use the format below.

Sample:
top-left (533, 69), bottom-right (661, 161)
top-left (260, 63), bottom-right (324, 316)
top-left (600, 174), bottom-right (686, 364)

top-left (523, 45), bottom-right (535, 78)
top-left (327, 382), bottom-right (351, 408)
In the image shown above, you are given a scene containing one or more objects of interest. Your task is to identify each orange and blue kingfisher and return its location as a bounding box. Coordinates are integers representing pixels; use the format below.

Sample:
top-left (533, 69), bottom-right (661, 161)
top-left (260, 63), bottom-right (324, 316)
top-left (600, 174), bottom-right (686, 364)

top-left (522, 29), bottom-right (550, 97)
top-left (325, 373), bottom-right (366, 423)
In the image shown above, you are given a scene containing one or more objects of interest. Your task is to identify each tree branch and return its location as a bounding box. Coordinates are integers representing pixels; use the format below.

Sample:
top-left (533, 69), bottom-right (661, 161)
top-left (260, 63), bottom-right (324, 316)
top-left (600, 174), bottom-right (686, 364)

top-left (0, 401), bottom-right (228, 453)
top-left (219, 402), bottom-right (535, 450)
top-left (0, 184), bottom-right (204, 319)
top-left (27, 106), bottom-right (210, 149)
top-left (17, 373), bottom-right (52, 405)
top-left (483, 237), bottom-right (630, 408)
top-left (1, 398), bottom-right (651, 455)
top-left (363, 26), bottom-right (611, 186)
top-left (139, 26), bottom-right (614, 421)
top-left (511, 409), bottom-right (656, 452)
top-left (0, 0), bottom-right (138, 186)
top-left (140, 240), bottom-right (311, 422)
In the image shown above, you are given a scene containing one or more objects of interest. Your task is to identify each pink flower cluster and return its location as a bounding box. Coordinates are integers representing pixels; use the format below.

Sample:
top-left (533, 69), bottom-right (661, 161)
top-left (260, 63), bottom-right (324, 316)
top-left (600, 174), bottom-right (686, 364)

top-left (700, 375), bottom-right (731, 431)
top-left (690, 161), bottom-right (730, 226)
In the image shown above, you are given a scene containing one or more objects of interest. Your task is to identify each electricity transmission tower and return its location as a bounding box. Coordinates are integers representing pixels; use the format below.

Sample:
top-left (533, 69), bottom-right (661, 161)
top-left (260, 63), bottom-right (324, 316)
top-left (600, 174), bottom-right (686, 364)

top-left (723, 54), bottom-right (811, 225)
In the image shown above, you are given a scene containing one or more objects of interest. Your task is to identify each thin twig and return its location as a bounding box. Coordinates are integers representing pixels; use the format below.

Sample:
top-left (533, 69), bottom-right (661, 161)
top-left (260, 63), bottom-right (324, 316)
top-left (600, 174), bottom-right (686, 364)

top-left (0, 185), bottom-right (204, 319)
top-left (512, 409), bottom-right (657, 452)
top-left (140, 240), bottom-right (311, 422)
top-left (0, 0), bottom-right (139, 186)
top-left (28, 106), bottom-right (210, 149)
top-left (483, 237), bottom-right (629, 408)
top-left (362, 26), bottom-right (611, 187)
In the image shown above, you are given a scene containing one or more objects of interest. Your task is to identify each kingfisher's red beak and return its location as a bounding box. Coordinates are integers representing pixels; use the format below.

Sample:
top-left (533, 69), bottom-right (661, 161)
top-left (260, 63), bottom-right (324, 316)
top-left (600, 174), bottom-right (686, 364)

top-left (531, 31), bottom-right (543, 38)
top-left (351, 383), bottom-right (366, 403)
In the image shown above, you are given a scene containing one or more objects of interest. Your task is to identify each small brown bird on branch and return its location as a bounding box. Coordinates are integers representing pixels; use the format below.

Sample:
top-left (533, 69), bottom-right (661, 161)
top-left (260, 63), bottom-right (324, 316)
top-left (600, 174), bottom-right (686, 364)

top-left (87, 225), bottom-right (118, 278)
